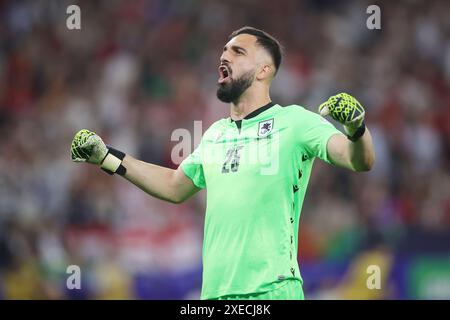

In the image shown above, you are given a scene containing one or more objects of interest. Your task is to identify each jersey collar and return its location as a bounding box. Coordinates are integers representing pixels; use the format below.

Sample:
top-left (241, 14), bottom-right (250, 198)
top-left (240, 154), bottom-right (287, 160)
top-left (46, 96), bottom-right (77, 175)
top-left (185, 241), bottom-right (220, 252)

top-left (230, 102), bottom-right (276, 122)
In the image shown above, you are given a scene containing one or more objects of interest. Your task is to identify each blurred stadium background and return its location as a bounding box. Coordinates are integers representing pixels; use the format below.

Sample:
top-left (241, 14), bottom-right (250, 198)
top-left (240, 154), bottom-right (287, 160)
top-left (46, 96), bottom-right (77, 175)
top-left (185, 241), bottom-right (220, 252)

top-left (0, 0), bottom-right (449, 299)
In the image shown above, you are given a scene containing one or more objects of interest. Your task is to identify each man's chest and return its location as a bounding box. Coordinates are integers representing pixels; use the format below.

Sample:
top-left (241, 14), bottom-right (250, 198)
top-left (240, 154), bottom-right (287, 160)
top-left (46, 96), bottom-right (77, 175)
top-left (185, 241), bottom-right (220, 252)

top-left (202, 119), bottom-right (295, 179)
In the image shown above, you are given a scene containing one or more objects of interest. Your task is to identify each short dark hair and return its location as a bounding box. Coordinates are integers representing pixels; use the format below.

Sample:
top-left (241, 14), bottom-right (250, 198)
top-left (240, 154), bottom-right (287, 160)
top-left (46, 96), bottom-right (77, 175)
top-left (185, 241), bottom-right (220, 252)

top-left (229, 26), bottom-right (283, 74)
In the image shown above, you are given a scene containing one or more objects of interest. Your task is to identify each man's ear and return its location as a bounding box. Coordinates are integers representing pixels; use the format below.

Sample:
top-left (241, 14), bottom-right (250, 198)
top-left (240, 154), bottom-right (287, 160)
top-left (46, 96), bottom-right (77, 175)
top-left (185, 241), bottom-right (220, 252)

top-left (256, 64), bottom-right (272, 81)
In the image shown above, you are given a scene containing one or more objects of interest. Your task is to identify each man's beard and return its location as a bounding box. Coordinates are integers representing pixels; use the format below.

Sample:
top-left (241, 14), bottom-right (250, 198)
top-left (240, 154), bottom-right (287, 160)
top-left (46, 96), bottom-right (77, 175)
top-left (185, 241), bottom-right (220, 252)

top-left (216, 70), bottom-right (255, 103)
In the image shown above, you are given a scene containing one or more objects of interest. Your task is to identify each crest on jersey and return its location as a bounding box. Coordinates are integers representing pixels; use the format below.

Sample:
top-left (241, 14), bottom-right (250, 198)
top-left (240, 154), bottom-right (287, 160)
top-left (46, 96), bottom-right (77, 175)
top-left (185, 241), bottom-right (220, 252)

top-left (258, 118), bottom-right (274, 137)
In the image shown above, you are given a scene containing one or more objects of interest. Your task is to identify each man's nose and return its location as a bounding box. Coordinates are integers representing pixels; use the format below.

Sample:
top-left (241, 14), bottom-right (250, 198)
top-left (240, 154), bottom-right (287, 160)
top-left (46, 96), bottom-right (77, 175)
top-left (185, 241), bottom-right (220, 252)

top-left (220, 52), bottom-right (231, 65)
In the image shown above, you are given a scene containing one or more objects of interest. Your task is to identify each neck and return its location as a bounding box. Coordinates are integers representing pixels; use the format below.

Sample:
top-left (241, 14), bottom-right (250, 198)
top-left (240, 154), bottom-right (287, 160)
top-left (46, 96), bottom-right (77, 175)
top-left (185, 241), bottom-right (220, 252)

top-left (230, 87), bottom-right (271, 121)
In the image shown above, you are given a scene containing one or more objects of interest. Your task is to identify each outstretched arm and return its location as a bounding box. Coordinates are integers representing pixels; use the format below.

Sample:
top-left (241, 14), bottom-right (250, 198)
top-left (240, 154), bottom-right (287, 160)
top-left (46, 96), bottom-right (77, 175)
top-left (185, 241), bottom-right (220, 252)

top-left (70, 129), bottom-right (200, 204)
top-left (122, 155), bottom-right (200, 203)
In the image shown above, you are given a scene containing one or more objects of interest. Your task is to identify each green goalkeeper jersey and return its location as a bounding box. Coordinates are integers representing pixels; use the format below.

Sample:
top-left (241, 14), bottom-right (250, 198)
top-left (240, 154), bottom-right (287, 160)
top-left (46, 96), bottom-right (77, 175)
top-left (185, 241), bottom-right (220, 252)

top-left (181, 102), bottom-right (342, 299)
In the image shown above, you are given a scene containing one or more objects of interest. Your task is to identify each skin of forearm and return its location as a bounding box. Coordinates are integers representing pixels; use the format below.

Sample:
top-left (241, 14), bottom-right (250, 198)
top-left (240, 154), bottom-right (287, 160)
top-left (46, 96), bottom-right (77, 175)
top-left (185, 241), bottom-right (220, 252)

top-left (348, 128), bottom-right (375, 172)
top-left (121, 155), bottom-right (181, 203)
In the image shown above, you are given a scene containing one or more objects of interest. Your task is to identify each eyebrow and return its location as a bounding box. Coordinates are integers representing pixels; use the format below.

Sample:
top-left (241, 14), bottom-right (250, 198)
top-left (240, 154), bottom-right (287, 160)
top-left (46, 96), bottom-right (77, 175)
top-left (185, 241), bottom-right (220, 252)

top-left (223, 45), bottom-right (247, 54)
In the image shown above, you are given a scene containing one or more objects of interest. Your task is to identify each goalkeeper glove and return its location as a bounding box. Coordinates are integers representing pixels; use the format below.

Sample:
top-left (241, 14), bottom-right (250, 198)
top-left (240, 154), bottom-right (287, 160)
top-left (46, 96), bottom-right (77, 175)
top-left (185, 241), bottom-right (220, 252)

top-left (70, 129), bottom-right (127, 175)
top-left (318, 92), bottom-right (366, 142)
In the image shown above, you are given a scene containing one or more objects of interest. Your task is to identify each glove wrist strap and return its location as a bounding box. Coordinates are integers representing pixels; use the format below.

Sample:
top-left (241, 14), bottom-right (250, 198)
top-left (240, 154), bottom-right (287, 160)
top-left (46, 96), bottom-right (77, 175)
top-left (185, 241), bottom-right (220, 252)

top-left (100, 146), bottom-right (126, 176)
top-left (346, 122), bottom-right (366, 142)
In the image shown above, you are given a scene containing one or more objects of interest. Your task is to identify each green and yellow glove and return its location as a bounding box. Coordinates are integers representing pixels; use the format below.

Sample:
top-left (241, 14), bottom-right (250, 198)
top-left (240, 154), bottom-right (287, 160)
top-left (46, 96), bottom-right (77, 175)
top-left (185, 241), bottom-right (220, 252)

top-left (319, 93), bottom-right (366, 141)
top-left (71, 129), bottom-right (127, 175)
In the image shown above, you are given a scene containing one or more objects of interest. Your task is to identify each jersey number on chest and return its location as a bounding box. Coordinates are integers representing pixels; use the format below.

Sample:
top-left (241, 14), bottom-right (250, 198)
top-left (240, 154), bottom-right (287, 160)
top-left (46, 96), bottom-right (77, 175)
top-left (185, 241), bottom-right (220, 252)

top-left (221, 146), bottom-right (244, 173)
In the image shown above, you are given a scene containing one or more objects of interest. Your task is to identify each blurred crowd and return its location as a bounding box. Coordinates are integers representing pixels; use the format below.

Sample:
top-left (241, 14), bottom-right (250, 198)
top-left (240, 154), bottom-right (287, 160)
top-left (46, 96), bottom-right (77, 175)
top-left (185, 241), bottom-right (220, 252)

top-left (0, 0), bottom-right (449, 299)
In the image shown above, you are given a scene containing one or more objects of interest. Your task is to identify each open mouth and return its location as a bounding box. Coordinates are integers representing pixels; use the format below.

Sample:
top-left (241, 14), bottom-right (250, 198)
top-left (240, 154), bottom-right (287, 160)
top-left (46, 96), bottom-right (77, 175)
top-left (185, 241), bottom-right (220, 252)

top-left (218, 65), bottom-right (231, 84)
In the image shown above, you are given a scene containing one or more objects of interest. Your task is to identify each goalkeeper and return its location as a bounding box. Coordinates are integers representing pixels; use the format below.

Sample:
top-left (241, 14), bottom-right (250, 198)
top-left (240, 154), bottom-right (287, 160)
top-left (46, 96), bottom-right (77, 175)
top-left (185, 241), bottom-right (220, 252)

top-left (71, 27), bottom-right (375, 300)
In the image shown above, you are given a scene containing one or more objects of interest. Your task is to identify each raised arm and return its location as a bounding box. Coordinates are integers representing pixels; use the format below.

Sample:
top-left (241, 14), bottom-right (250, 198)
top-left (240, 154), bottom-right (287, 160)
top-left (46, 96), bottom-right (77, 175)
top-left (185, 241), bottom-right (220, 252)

top-left (70, 129), bottom-right (200, 204)
top-left (122, 154), bottom-right (200, 203)
top-left (318, 93), bottom-right (375, 172)
top-left (326, 129), bottom-right (375, 172)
